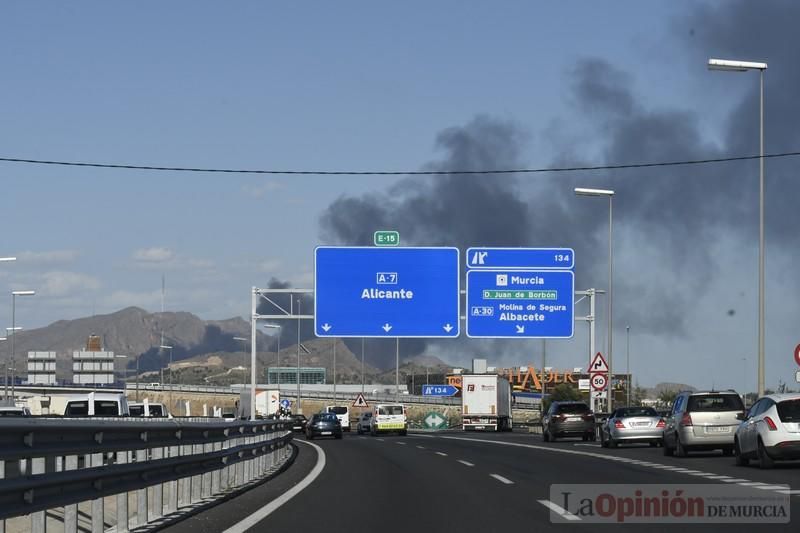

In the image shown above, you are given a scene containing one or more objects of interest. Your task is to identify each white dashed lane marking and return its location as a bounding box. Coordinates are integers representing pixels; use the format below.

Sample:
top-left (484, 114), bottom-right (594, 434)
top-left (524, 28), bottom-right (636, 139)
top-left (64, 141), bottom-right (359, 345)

top-left (416, 445), bottom-right (425, 449)
top-left (395, 442), bottom-right (407, 445)
top-left (457, 460), bottom-right (475, 467)
top-left (435, 452), bottom-right (448, 457)
top-left (538, 500), bottom-right (581, 521)
top-left (490, 474), bottom-right (514, 485)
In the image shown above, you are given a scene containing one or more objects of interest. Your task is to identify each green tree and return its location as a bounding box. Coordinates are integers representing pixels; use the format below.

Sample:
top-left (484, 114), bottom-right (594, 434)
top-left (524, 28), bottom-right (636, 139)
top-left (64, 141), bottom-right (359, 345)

top-left (542, 383), bottom-right (583, 413)
top-left (657, 389), bottom-right (679, 407)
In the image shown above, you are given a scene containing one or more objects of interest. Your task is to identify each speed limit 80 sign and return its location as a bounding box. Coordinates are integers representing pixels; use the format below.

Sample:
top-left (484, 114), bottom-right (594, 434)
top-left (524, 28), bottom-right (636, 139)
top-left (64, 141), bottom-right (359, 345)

top-left (591, 373), bottom-right (608, 391)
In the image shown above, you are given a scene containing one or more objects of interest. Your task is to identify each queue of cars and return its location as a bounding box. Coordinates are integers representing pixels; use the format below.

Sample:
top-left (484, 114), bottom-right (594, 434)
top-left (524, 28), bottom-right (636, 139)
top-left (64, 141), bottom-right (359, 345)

top-left (295, 403), bottom-right (408, 440)
top-left (542, 390), bottom-right (800, 470)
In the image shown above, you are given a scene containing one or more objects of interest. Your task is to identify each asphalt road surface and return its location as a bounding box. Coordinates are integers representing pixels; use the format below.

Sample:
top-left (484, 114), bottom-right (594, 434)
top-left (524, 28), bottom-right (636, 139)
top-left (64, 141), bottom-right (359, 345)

top-left (163, 430), bottom-right (800, 532)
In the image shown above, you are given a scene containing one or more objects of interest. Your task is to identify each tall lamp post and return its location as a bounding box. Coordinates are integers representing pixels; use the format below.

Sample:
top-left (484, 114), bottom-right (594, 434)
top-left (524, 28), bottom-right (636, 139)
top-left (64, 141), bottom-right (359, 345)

top-left (708, 58), bottom-right (768, 397)
top-left (0, 336), bottom-right (6, 403)
top-left (160, 344), bottom-right (174, 409)
top-left (575, 188), bottom-right (614, 410)
top-left (4, 328), bottom-right (21, 401)
top-left (11, 290), bottom-right (35, 401)
top-left (626, 325), bottom-right (631, 407)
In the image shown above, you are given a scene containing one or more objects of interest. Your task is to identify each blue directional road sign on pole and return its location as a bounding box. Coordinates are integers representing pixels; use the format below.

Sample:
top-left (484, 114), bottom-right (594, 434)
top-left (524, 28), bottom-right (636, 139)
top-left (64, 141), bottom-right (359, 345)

top-left (315, 247), bottom-right (460, 338)
top-left (466, 270), bottom-right (574, 338)
top-left (422, 384), bottom-right (459, 397)
top-left (280, 399), bottom-right (291, 409)
top-left (466, 247), bottom-right (575, 270)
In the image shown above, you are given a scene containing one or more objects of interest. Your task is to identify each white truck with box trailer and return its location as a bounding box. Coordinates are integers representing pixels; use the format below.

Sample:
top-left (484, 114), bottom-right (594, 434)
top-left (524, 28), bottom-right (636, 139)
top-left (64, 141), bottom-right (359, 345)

top-left (461, 374), bottom-right (512, 431)
top-left (236, 388), bottom-right (280, 419)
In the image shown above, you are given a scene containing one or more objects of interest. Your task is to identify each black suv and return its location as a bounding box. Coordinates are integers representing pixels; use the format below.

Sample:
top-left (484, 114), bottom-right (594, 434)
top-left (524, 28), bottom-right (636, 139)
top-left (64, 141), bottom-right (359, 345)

top-left (543, 401), bottom-right (596, 442)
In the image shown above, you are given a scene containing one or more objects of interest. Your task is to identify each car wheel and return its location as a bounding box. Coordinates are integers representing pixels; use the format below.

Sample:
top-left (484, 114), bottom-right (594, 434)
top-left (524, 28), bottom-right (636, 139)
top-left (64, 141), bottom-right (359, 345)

top-left (649, 441), bottom-right (658, 447)
top-left (400, 430), bottom-right (407, 436)
top-left (590, 431), bottom-right (597, 442)
top-left (550, 431), bottom-right (557, 443)
top-left (675, 436), bottom-right (687, 457)
top-left (608, 436), bottom-right (617, 449)
top-left (357, 427), bottom-right (363, 435)
top-left (734, 439), bottom-right (749, 467)
top-left (721, 447), bottom-right (733, 457)
top-left (306, 434), bottom-right (314, 440)
top-left (542, 426), bottom-right (550, 442)
top-left (757, 439), bottom-right (775, 469)
top-left (335, 433), bottom-right (343, 440)
top-left (663, 435), bottom-right (674, 456)
top-left (600, 431), bottom-right (608, 448)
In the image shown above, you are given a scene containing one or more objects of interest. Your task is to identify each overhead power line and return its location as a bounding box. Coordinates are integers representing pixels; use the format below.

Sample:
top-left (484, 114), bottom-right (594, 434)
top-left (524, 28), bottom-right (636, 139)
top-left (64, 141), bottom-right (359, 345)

top-left (0, 151), bottom-right (798, 176)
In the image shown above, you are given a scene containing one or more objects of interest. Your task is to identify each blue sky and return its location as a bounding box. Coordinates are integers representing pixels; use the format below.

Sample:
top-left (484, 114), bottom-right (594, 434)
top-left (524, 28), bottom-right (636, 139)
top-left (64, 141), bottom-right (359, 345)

top-left (2, 1), bottom-right (798, 390)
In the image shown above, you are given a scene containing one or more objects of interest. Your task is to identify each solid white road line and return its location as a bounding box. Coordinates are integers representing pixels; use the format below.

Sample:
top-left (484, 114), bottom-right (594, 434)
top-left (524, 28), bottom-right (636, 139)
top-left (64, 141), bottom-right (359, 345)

top-left (457, 460), bottom-right (475, 467)
top-left (722, 478), bottom-right (751, 483)
top-left (490, 474), bottom-right (514, 485)
top-left (738, 481), bottom-right (768, 486)
top-left (775, 489), bottom-right (800, 495)
top-left (755, 485), bottom-right (790, 491)
top-left (222, 440), bottom-right (325, 533)
top-left (435, 451), bottom-right (448, 456)
top-left (537, 499), bottom-right (581, 521)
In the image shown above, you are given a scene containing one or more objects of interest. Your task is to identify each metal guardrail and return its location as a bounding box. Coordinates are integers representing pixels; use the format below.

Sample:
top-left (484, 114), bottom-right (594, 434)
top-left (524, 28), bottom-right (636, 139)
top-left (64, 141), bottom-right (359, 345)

top-left (0, 417), bottom-right (293, 533)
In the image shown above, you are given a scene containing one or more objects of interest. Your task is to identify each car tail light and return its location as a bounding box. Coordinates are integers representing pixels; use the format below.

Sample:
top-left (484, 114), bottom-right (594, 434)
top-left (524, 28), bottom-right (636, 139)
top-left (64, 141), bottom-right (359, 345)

top-left (680, 413), bottom-right (693, 426)
top-left (556, 414), bottom-right (566, 421)
top-left (614, 420), bottom-right (625, 429)
top-left (764, 416), bottom-right (778, 431)
top-left (656, 419), bottom-right (665, 428)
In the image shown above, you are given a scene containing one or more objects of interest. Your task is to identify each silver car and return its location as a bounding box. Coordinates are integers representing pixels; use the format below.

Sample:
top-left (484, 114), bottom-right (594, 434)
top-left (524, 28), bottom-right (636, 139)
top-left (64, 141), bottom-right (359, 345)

top-left (663, 390), bottom-right (745, 457)
top-left (600, 407), bottom-right (664, 448)
top-left (734, 393), bottom-right (800, 469)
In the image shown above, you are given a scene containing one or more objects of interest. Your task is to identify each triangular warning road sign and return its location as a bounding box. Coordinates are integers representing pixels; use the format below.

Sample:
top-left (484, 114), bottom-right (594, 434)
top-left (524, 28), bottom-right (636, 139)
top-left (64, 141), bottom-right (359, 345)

top-left (589, 352), bottom-right (609, 373)
top-left (352, 393), bottom-right (369, 408)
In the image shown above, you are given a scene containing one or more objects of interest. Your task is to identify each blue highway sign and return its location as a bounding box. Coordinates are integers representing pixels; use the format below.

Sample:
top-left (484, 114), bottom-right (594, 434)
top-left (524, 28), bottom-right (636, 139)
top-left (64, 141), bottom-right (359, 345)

top-left (466, 269), bottom-right (574, 338)
top-left (466, 247), bottom-right (574, 270)
top-left (422, 385), bottom-right (459, 397)
top-left (280, 399), bottom-right (291, 409)
top-left (314, 247), bottom-right (460, 338)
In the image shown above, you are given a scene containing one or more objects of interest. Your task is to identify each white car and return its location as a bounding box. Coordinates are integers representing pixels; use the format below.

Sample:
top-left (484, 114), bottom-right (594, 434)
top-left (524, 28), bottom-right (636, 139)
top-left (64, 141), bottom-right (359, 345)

top-left (356, 412), bottom-right (373, 434)
top-left (734, 393), bottom-right (800, 469)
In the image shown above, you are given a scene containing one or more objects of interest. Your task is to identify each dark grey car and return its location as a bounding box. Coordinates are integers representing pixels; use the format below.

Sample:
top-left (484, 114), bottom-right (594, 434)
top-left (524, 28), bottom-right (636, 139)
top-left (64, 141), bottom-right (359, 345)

top-left (543, 401), bottom-right (596, 442)
top-left (305, 413), bottom-right (343, 440)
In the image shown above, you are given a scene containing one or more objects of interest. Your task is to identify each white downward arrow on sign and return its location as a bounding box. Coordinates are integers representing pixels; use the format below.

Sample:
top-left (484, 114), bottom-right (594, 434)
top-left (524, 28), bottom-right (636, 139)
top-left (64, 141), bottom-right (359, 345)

top-left (382, 323), bottom-right (393, 332)
top-left (321, 323), bottom-right (331, 332)
top-left (443, 324), bottom-right (453, 332)
top-left (515, 325), bottom-right (525, 334)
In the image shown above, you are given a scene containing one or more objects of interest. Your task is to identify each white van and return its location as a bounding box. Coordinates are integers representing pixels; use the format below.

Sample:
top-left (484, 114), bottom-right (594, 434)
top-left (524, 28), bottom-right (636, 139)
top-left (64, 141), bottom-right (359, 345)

top-left (371, 404), bottom-right (407, 436)
top-left (325, 405), bottom-right (350, 431)
top-left (129, 401), bottom-right (170, 418)
top-left (33, 392), bottom-right (130, 417)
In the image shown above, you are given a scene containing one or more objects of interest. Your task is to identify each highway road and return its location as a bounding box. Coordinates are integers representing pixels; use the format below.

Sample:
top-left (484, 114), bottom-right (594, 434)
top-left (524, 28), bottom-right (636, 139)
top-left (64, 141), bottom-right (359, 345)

top-left (163, 430), bottom-right (800, 532)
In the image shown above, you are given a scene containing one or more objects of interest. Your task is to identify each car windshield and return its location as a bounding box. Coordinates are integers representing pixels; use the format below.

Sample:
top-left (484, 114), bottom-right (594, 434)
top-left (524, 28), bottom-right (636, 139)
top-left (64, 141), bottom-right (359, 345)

top-left (557, 403), bottom-right (589, 414)
top-left (378, 406), bottom-right (404, 415)
top-left (317, 413), bottom-right (338, 422)
top-left (777, 399), bottom-right (800, 422)
top-left (687, 394), bottom-right (744, 412)
top-left (328, 406), bottom-right (348, 415)
top-left (616, 407), bottom-right (657, 418)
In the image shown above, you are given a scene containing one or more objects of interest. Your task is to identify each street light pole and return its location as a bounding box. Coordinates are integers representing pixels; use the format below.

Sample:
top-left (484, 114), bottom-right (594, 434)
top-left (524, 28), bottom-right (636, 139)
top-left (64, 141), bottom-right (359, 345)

top-left (708, 58), bottom-right (768, 397)
top-left (575, 188), bottom-right (614, 410)
top-left (11, 290), bottom-right (35, 401)
top-left (625, 326), bottom-right (631, 406)
top-left (160, 344), bottom-right (173, 410)
top-left (233, 336), bottom-right (249, 387)
top-left (296, 297), bottom-right (301, 414)
top-left (0, 336), bottom-right (7, 403)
